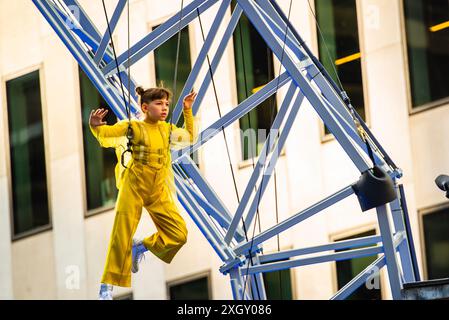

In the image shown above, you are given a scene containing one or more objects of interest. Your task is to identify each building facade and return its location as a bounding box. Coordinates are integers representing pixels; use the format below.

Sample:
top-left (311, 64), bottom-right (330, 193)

top-left (0, 0), bottom-right (448, 300)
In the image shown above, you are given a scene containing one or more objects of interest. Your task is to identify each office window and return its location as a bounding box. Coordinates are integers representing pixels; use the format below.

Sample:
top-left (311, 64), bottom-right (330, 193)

top-left (6, 70), bottom-right (51, 237)
top-left (404, 0), bottom-right (449, 109)
top-left (79, 67), bottom-right (118, 212)
top-left (422, 207), bottom-right (449, 280)
top-left (262, 260), bottom-right (293, 300)
top-left (231, 0), bottom-right (277, 161)
top-left (335, 230), bottom-right (381, 300)
top-left (315, 0), bottom-right (366, 135)
top-left (168, 275), bottom-right (210, 300)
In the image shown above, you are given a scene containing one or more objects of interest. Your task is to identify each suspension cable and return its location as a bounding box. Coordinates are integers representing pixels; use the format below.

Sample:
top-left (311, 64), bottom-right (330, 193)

top-left (101, 0), bottom-right (133, 168)
top-left (194, 6), bottom-right (262, 299)
top-left (168, 0), bottom-right (185, 150)
top-left (241, 0), bottom-right (293, 300)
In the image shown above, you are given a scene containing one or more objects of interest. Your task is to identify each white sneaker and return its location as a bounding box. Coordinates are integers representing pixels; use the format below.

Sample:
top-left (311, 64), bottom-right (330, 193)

top-left (98, 283), bottom-right (113, 300)
top-left (131, 239), bottom-right (147, 273)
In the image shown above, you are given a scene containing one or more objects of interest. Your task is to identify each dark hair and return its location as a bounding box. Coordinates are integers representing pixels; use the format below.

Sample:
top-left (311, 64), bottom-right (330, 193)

top-left (135, 86), bottom-right (172, 105)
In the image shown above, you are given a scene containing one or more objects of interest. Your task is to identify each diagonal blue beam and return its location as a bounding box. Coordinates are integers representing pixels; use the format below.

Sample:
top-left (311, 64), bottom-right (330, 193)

top-left (331, 256), bottom-right (386, 300)
top-left (376, 204), bottom-right (403, 299)
top-left (176, 166), bottom-right (246, 242)
top-left (51, 1), bottom-right (115, 62)
top-left (243, 92), bottom-right (304, 230)
top-left (252, 0), bottom-right (309, 61)
top-left (268, 0), bottom-right (399, 173)
top-left (234, 186), bottom-right (355, 256)
top-left (264, 0), bottom-right (397, 172)
top-left (57, 0), bottom-right (140, 116)
top-left (237, 0), bottom-right (371, 173)
top-left (102, 0), bottom-right (219, 76)
top-left (174, 174), bottom-right (233, 262)
top-left (224, 83), bottom-right (298, 244)
top-left (260, 235), bottom-right (382, 263)
top-left (253, 0), bottom-right (361, 137)
top-left (332, 231), bottom-right (404, 300)
top-left (177, 156), bottom-right (235, 224)
top-left (171, 0), bottom-right (232, 124)
top-left (264, 0), bottom-right (362, 135)
top-left (94, 0), bottom-right (128, 66)
top-left (33, 0), bottom-right (127, 120)
top-left (172, 72), bottom-right (291, 161)
top-left (185, 3), bottom-right (243, 117)
top-left (247, 246), bottom-right (384, 275)
top-left (63, 0), bottom-right (101, 42)
top-left (324, 97), bottom-right (383, 166)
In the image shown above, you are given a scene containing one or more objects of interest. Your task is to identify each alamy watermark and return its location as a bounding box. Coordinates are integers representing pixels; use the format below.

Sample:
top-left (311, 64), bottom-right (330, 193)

top-left (65, 265), bottom-right (80, 290)
top-left (365, 266), bottom-right (381, 290)
top-left (63, 5), bottom-right (81, 30)
top-left (177, 127), bottom-right (282, 174)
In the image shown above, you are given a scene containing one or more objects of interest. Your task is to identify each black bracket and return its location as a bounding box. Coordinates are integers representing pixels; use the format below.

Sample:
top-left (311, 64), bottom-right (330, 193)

top-left (352, 166), bottom-right (397, 212)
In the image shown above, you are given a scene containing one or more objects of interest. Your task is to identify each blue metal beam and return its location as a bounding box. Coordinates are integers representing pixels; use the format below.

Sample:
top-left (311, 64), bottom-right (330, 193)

top-left (224, 83), bottom-right (299, 244)
top-left (171, 0), bottom-right (232, 123)
top-left (376, 204), bottom-right (403, 299)
top-left (331, 256), bottom-right (386, 300)
top-left (247, 246), bottom-right (384, 275)
top-left (94, 0), bottom-right (128, 66)
top-left (260, 235), bottom-right (382, 263)
top-left (33, 0), bottom-right (127, 120)
top-left (234, 186), bottom-right (355, 256)
top-left (102, 0), bottom-right (219, 76)
top-left (237, 0), bottom-right (371, 173)
top-left (172, 72), bottom-right (291, 160)
top-left (243, 92), bottom-right (304, 229)
top-left (190, 3), bottom-right (243, 116)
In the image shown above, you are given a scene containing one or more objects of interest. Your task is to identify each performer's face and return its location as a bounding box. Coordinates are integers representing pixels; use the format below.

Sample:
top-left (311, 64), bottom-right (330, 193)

top-left (142, 98), bottom-right (170, 122)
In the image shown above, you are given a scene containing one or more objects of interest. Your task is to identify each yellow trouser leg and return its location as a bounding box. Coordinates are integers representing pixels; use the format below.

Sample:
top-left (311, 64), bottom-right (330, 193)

top-left (101, 181), bottom-right (143, 288)
top-left (143, 184), bottom-right (188, 264)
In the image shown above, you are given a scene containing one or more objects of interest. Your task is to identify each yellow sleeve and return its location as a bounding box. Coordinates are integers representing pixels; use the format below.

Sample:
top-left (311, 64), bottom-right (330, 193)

top-left (169, 107), bottom-right (198, 149)
top-left (183, 107), bottom-right (194, 142)
top-left (89, 120), bottom-right (131, 149)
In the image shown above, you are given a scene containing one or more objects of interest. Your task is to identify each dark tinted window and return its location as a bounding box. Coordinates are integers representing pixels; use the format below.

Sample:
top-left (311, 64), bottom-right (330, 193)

top-left (316, 0), bottom-right (365, 134)
top-left (404, 0), bottom-right (449, 108)
top-left (232, 0), bottom-right (277, 160)
top-left (169, 276), bottom-right (210, 300)
top-left (335, 230), bottom-right (382, 300)
top-left (79, 67), bottom-right (118, 212)
top-left (6, 70), bottom-right (50, 237)
top-left (422, 207), bottom-right (449, 279)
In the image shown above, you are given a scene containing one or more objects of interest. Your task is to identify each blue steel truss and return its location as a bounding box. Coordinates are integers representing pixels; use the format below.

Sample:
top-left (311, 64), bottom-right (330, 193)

top-left (32, 0), bottom-right (421, 300)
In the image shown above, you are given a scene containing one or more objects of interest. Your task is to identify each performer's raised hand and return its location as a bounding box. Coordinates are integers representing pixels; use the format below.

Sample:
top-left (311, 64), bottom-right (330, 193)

top-left (183, 91), bottom-right (197, 110)
top-left (89, 108), bottom-right (108, 127)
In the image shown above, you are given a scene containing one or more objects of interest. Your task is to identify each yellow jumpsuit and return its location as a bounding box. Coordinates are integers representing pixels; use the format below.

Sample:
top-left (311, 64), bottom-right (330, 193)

top-left (90, 108), bottom-right (195, 287)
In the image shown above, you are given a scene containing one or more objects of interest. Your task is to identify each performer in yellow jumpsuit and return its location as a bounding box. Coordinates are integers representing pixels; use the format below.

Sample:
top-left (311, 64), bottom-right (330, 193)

top-left (89, 87), bottom-right (198, 299)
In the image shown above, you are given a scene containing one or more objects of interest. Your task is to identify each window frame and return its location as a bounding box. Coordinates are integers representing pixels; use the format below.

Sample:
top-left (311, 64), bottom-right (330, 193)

top-left (76, 61), bottom-right (118, 218)
top-left (310, 0), bottom-right (371, 144)
top-left (400, 0), bottom-right (449, 115)
top-left (227, 5), bottom-right (287, 168)
top-left (418, 201), bottom-right (449, 280)
top-left (166, 270), bottom-right (212, 300)
top-left (329, 224), bottom-right (386, 300)
top-left (2, 64), bottom-right (53, 241)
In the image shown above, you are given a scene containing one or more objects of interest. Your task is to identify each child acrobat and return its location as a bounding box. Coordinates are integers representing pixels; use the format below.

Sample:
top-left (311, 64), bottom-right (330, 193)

top-left (89, 87), bottom-right (197, 300)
